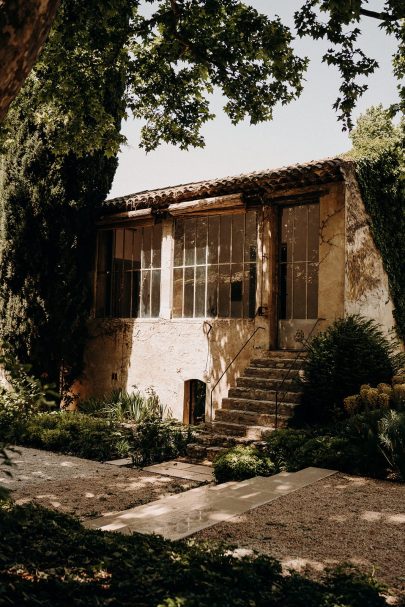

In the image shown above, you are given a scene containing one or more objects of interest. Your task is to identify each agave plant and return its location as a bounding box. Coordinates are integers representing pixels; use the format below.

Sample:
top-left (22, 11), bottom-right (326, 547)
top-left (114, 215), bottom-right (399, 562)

top-left (378, 410), bottom-right (405, 480)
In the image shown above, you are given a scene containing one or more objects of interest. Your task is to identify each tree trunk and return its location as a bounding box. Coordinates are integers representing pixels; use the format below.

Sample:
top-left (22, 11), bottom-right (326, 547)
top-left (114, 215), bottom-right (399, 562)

top-left (0, 0), bottom-right (60, 122)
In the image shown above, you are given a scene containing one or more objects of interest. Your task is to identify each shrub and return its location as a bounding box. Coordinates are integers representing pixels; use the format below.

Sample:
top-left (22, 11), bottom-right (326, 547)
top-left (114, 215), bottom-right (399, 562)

top-left (344, 383), bottom-right (392, 415)
top-left (301, 315), bottom-right (404, 423)
top-left (378, 410), bottom-right (405, 480)
top-left (5, 412), bottom-right (134, 461)
top-left (265, 420), bottom-right (390, 479)
top-left (0, 503), bottom-right (389, 607)
top-left (79, 387), bottom-right (168, 422)
top-left (130, 415), bottom-right (194, 466)
top-left (265, 429), bottom-right (356, 474)
top-left (213, 445), bottom-right (274, 483)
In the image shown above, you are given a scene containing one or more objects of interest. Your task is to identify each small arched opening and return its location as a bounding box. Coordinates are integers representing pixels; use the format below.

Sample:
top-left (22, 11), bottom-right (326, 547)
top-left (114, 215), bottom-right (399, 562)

top-left (183, 379), bottom-right (206, 425)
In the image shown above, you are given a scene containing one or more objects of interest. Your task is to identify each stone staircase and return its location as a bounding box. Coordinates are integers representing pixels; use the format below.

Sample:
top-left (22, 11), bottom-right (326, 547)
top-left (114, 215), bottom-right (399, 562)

top-left (187, 350), bottom-right (305, 462)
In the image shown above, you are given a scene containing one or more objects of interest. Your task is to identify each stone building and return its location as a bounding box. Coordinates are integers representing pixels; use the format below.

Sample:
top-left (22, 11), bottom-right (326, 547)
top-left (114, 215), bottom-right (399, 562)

top-left (80, 157), bottom-right (396, 434)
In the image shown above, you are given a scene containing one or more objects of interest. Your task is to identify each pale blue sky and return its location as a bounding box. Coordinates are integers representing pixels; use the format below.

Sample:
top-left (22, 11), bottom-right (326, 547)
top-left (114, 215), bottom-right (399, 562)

top-left (110, 1), bottom-right (399, 198)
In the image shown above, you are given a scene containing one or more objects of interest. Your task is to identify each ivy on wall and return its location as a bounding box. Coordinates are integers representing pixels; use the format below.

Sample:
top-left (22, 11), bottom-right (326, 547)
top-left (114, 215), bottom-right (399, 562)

top-left (355, 150), bottom-right (405, 342)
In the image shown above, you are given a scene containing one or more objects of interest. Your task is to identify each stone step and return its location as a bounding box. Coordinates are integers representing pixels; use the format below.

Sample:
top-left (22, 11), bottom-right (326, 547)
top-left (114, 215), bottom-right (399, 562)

top-left (206, 446), bottom-right (229, 462)
top-left (244, 366), bottom-right (302, 380)
top-left (215, 408), bottom-right (289, 428)
top-left (228, 386), bottom-right (302, 404)
top-left (237, 375), bottom-right (302, 393)
top-left (262, 350), bottom-right (307, 359)
top-left (221, 397), bottom-right (299, 417)
top-left (250, 357), bottom-right (305, 370)
top-left (186, 443), bottom-right (207, 461)
top-left (211, 421), bottom-right (275, 440)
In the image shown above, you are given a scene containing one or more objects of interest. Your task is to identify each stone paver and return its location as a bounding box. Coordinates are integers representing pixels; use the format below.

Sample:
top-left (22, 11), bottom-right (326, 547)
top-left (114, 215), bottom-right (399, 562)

top-left (86, 467), bottom-right (336, 540)
top-left (142, 460), bottom-right (214, 483)
top-left (104, 458), bottom-right (133, 467)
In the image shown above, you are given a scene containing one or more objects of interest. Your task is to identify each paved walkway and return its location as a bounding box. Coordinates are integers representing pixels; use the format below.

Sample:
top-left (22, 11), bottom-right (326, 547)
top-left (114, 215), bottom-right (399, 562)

top-left (142, 460), bottom-right (213, 482)
top-left (86, 467), bottom-right (336, 540)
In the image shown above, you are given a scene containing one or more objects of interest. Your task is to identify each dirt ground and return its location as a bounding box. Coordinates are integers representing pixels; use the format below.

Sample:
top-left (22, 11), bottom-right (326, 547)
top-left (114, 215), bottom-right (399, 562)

top-left (0, 446), bottom-right (199, 519)
top-left (2, 448), bottom-right (404, 600)
top-left (193, 472), bottom-right (405, 600)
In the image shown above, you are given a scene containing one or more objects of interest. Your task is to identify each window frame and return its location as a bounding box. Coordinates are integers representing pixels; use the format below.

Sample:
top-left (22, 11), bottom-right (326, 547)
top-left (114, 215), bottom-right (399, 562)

top-left (171, 209), bottom-right (258, 320)
top-left (95, 223), bottom-right (162, 319)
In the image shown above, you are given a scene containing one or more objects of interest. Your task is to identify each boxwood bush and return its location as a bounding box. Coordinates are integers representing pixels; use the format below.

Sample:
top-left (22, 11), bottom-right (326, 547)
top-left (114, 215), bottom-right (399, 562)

top-left (0, 502), bottom-right (389, 607)
top-left (213, 445), bottom-right (274, 483)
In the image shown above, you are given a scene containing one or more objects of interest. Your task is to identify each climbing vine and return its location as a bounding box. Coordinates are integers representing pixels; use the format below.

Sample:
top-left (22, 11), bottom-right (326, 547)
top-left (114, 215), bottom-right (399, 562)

top-left (355, 150), bottom-right (405, 341)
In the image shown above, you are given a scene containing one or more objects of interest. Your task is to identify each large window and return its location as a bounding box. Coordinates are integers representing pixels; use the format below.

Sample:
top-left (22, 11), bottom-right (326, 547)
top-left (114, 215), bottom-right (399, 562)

top-left (96, 226), bottom-right (162, 318)
top-left (173, 212), bottom-right (257, 318)
top-left (279, 203), bottom-right (319, 320)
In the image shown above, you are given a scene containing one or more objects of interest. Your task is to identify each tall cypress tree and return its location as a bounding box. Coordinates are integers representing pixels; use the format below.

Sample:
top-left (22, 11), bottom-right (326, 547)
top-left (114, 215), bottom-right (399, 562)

top-left (0, 1), bottom-right (132, 388)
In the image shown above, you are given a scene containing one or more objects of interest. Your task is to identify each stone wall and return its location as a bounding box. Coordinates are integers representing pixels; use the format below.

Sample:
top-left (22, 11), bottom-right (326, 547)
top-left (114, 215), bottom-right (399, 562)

top-left (343, 165), bottom-right (396, 336)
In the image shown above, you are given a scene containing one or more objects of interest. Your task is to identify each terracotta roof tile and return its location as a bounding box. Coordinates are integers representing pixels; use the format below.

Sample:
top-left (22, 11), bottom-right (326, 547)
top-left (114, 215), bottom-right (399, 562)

top-left (104, 157), bottom-right (351, 213)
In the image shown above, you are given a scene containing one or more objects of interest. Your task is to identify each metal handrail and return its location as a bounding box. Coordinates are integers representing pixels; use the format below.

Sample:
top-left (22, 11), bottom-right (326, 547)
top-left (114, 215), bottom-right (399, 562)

top-left (274, 318), bottom-right (325, 428)
top-left (210, 326), bottom-right (265, 421)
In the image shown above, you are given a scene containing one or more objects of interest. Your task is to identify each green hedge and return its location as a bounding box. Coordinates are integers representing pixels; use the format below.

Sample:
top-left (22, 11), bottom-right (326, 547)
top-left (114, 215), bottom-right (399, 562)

top-left (0, 503), bottom-right (388, 607)
top-left (2, 412), bottom-right (133, 461)
top-left (213, 445), bottom-right (274, 483)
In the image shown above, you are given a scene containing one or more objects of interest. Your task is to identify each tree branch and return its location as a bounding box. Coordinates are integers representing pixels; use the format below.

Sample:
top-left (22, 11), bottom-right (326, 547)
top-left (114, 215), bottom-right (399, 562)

top-left (359, 8), bottom-right (403, 21)
top-left (0, 0), bottom-right (61, 122)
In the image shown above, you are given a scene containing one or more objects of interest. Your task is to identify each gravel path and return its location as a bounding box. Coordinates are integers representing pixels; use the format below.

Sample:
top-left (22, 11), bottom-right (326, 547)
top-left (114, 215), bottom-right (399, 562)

top-left (193, 473), bottom-right (405, 599)
top-left (0, 446), bottom-right (199, 519)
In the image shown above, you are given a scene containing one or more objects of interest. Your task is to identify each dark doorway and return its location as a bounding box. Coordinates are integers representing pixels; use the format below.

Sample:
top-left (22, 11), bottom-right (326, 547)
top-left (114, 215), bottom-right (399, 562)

top-left (183, 379), bottom-right (206, 425)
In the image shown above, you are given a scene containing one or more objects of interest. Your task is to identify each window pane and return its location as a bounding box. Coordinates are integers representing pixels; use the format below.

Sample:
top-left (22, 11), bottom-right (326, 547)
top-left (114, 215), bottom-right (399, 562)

top-left (112, 261), bottom-right (123, 317)
top-left (281, 207), bottom-right (293, 263)
top-left (131, 271), bottom-right (140, 318)
top-left (195, 266), bottom-right (206, 317)
top-left (172, 268), bottom-right (183, 317)
top-left (140, 270), bottom-right (151, 317)
top-left (219, 216), bottom-right (231, 263)
top-left (184, 267), bottom-right (194, 317)
top-left (142, 227), bottom-right (152, 269)
top-left (152, 224), bottom-right (162, 268)
top-left (133, 229), bottom-right (141, 269)
top-left (242, 263), bottom-right (256, 318)
top-left (124, 229), bottom-right (133, 261)
top-left (286, 263), bottom-right (293, 319)
top-left (232, 215), bottom-right (244, 263)
top-left (307, 262), bottom-right (318, 318)
top-left (208, 216), bottom-right (219, 264)
top-left (307, 203), bottom-right (319, 263)
top-left (293, 205), bottom-right (307, 262)
top-left (293, 262), bottom-right (306, 319)
top-left (97, 230), bottom-right (113, 272)
top-left (196, 217), bottom-right (207, 265)
top-left (245, 211), bottom-right (257, 262)
top-left (231, 263), bottom-right (243, 318)
top-left (184, 218), bottom-right (196, 266)
top-left (114, 229), bottom-right (124, 259)
top-left (151, 269), bottom-right (161, 317)
top-left (207, 265), bottom-right (218, 317)
top-left (174, 220), bottom-right (184, 267)
top-left (218, 264), bottom-right (230, 317)
top-left (96, 231), bottom-right (112, 317)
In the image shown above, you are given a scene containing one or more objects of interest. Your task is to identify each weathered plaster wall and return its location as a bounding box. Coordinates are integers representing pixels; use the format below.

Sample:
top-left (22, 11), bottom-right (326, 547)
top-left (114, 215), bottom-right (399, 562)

top-left (343, 165), bottom-right (396, 335)
top-left (81, 317), bottom-right (267, 421)
top-left (317, 182), bottom-right (346, 333)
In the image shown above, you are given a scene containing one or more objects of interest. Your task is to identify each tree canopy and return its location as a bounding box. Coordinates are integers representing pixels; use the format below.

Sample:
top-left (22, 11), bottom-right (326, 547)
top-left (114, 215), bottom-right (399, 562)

top-left (2, 0), bottom-right (403, 157)
top-left (347, 104), bottom-right (404, 161)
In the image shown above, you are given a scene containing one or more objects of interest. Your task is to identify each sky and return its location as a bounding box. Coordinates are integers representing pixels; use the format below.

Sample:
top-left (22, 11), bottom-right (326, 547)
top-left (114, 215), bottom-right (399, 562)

top-left (109, 0), bottom-right (399, 199)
